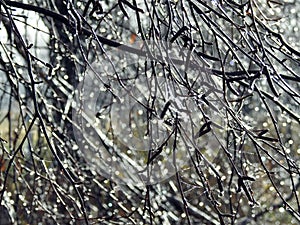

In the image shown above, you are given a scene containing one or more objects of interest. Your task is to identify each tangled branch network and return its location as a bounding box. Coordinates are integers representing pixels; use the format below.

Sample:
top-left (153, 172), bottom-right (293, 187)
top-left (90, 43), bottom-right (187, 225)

top-left (0, 0), bottom-right (299, 224)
